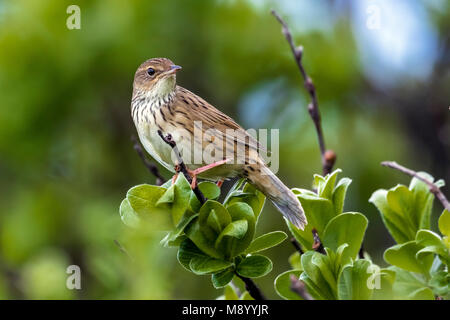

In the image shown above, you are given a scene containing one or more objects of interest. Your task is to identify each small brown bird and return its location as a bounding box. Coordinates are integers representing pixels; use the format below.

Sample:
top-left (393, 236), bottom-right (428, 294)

top-left (131, 57), bottom-right (306, 229)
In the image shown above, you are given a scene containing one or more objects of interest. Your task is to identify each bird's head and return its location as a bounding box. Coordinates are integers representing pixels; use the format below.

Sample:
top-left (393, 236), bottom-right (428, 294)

top-left (133, 57), bottom-right (182, 100)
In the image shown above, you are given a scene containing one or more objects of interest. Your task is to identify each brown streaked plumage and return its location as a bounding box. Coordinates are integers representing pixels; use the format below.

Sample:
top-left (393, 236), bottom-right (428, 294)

top-left (131, 57), bottom-right (306, 229)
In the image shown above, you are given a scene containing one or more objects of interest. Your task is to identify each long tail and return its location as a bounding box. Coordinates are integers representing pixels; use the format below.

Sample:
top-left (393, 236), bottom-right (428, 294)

top-left (247, 165), bottom-right (307, 230)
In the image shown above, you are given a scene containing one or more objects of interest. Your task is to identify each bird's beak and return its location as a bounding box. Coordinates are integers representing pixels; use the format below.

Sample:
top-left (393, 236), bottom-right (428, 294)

top-left (166, 65), bottom-right (182, 75)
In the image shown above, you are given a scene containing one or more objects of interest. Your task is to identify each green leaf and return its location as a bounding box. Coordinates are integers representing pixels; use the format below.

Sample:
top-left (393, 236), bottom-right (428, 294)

top-left (245, 231), bottom-right (287, 254)
top-left (370, 268), bottom-right (396, 300)
top-left (369, 189), bottom-right (414, 244)
top-left (274, 270), bottom-right (303, 300)
top-left (322, 212), bottom-right (368, 260)
top-left (211, 268), bottom-right (235, 289)
top-left (188, 192), bottom-right (202, 213)
top-left (177, 238), bottom-right (209, 272)
top-left (223, 178), bottom-right (246, 204)
top-left (170, 174), bottom-right (192, 225)
top-left (160, 211), bottom-right (198, 247)
top-left (199, 200), bottom-right (231, 240)
top-left (154, 174), bottom-right (191, 226)
top-left (119, 198), bottom-right (140, 228)
top-left (236, 255), bottom-right (273, 278)
top-left (155, 184), bottom-right (174, 206)
top-left (386, 185), bottom-right (417, 239)
top-left (225, 182), bottom-right (265, 221)
top-left (384, 241), bottom-right (433, 274)
top-left (287, 193), bottom-right (335, 250)
top-left (388, 267), bottom-right (433, 299)
top-left (127, 184), bottom-right (168, 216)
top-left (160, 179), bottom-right (173, 189)
top-left (439, 209), bottom-right (450, 237)
top-left (429, 270), bottom-right (449, 296)
top-left (337, 260), bottom-right (373, 300)
top-left (189, 256), bottom-right (233, 275)
top-left (439, 209), bottom-right (450, 252)
top-left (215, 220), bottom-right (248, 250)
top-left (332, 177), bottom-right (352, 216)
top-left (239, 291), bottom-right (254, 300)
top-left (241, 183), bottom-right (266, 219)
top-left (224, 284), bottom-right (240, 300)
top-left (223, 202), bottom-right (256, 257)
top-left (198, 181), bottom-right (221, 200)
top-left (300, 245), bottom-right (352, 300)
top-left (408, 287), bottom-right (435, 300)
top-left (311, 250), bottom-right (338, 294)
top-left (300, 251), bottom-right (336, 300)
top-left (332, 244), bottom-right (353, 272)
top-left (370, 173), bottom-right (438, 244)
top-left (287, 170), bottom-right (351, 251)
top-left (316, 169), bottom-right (341, 200)
top-left (184, 217), bottom-right (224, 259)
top-left (409, 172), bottom-right (436, 230)
top-left (415, 230), bottom-right (449, 266)
top-left (288, 252), bottom-right (302, 270)
top-left (126, 184), bottom-right (172, 229)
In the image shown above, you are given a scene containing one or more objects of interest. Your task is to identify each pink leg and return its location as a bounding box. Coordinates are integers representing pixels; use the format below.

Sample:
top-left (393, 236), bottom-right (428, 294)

top-left (191, 158), bottom-right (232, 176)
top-left (171, 164), bottom-right (181, 185)
top-left (190, 175), bottom-right (197, 189)
top-left (188, 158), bottom-right (232, 189)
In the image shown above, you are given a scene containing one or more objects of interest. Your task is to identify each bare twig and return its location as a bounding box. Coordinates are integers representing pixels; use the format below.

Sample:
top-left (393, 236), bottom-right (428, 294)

top-left (131, 135), bottom-right (165, 186)
top-left (157, 130), bottom-right (207, 204)
top-left (236, 273), bottom-right (266, 301)
top-left (271, 9), bottom-right (336, 175)
top-left (290, 237), bottom-right (304, 255)
top-left (311, 228), bottom-right (325, 254)
top-left (381, 161), bottom-right (450, 212)
top-left (358, 244), bottom-right (365, 259)
top-left (290, 274), bottom-right (313, 300)
top-left (114, 239), bottom-right (134, 261)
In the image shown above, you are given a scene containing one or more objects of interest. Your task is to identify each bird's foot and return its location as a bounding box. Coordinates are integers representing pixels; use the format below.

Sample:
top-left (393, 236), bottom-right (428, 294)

top-left (171, 164), bottom-right (182, 184)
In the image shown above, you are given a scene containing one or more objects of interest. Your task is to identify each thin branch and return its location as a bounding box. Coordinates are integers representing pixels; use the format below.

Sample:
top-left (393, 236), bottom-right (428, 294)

top-left (271, 9), bottom-right (336, 175)
top-left (114, 239), bottom-right (134, 262)
top-left (236, 273), bottom-right (266, 301)
top-left (290, 274), bottom-right (313, 300)
top-left (290, 237), bottom-right (304, 255)
top-left (311, 228), bottom-right (325, 254)
top-left (157, 130), bottom-right (207, 204)
top-left (358, 244), bottom-right (365, 259)
top-left (131, 135), bottom-right (165, 186)
top-left (381, 161), bottom-right (450, 212)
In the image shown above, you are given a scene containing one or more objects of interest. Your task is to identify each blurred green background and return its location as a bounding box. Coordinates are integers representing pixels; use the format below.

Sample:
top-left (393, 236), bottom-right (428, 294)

top-left (0, 0), bottom-right (448, 299)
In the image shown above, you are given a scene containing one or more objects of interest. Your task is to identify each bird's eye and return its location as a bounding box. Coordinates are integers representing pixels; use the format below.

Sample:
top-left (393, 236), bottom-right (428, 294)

top-left (147, 68), bottom-right (155, 76)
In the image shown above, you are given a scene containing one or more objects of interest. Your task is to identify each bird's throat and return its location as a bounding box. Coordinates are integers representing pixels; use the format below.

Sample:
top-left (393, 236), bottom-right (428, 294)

top-left (147, 76), bottom-right (176, 103)
top-left (131, 79), bottom-right (176, 125)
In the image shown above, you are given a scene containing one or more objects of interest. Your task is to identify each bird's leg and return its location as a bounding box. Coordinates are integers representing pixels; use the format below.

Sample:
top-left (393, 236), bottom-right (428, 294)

top-left (186, 158), bottom-right (232, 189)
top-left (172, 164), bottom-right (181, 185)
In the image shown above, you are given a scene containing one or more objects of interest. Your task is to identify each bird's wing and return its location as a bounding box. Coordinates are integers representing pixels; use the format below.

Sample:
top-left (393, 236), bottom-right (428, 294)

top-left (173, 86), bottom-right (265, 152)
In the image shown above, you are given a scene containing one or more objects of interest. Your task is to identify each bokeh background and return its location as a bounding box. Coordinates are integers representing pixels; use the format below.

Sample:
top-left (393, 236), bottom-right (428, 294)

top-left (0, 0), bottom-right (448, 299)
